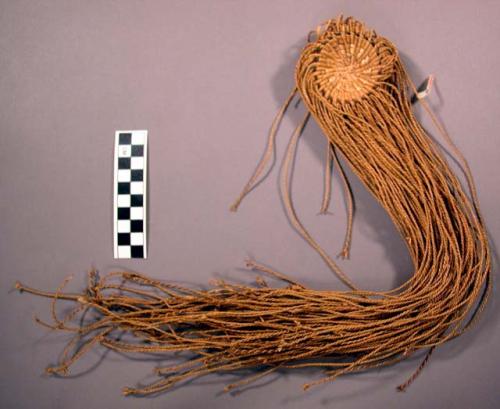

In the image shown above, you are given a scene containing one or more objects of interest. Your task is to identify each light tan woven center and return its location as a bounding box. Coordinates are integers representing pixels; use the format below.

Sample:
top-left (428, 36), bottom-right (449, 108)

top-left (314, 33), bottom-right (393, 102)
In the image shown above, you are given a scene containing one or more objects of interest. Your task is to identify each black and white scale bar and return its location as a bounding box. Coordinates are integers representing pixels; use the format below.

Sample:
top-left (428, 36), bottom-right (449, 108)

top-left (113, 130), bottom-right (148, 259)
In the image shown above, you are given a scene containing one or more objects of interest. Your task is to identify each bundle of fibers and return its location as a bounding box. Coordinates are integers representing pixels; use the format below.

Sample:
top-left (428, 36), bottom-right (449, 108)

top-left (17, 16), bottom-right (491, 395)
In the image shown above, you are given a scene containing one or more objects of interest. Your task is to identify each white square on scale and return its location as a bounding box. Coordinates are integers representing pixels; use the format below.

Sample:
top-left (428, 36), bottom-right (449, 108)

top-left (130, 181), bottom-right (144, 194)
top-left (117, 220), bottom-right (131, 233)
top-left (130, 233), bottom-right (144, 245)
top-left (117, 169), bottom-right (131, 182)
top-left (131, 131), bottom-right (146, 145)
top-left (130, 207), bottom-right (143, 220)
top-left (117, 246), bottom-right (131, 259)
top-left (131, 157), bottom-right (144, 169)
top-left (118, 145), bottom-right (132, 157)
top-left (117, 194), bottom-right (131, 207)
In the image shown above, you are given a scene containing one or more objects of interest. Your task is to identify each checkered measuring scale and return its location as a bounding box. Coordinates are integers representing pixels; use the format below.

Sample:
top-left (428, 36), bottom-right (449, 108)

top-left (113, 130), bottom-right (148, 259)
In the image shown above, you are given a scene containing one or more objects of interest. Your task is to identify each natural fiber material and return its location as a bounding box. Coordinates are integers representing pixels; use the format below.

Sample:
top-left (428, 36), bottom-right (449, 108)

top-left (17, 16), bottom-right (491, 395)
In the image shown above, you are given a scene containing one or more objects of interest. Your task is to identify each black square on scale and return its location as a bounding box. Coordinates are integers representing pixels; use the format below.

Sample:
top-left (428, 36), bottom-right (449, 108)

top-left (117, 182), bottom-right (130, 194)
top-left (131, 169), bottom-right (143, 181)
top-left (131, 246), bottom-right (144, 258)
top-left (131, 220), bottom-right (143, 232)
top-left (117, 233), bottom-right (130, 245)
top-left (119, 133), bottom-right (132, 145)
top-left (117, 207), bottom-right (130, 220)
top-left (118, 157), bottom-right (131, 169)
top-left (131, 145), bottom-right (144, 157)
top-left (130, 194), bottom-right (143, 207)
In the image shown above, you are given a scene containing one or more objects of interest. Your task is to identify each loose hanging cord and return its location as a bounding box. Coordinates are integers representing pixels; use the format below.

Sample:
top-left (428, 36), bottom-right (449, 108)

top-left (318, 141), bottom-right (334, 214)
top-left (331, 144), bottom-right (355, 259)
top-left (230, 87), bottom-right (298, 212)
top-left (16, 16), bottom-right (491, 396)
top-left (318, 142), bottom-right (355, 259)
top-left (280, 112), bottom-right (360, 290)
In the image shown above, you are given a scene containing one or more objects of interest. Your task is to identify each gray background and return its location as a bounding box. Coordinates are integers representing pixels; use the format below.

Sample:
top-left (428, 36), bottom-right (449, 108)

top-left (1, 1), bottom-right (499, 408)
